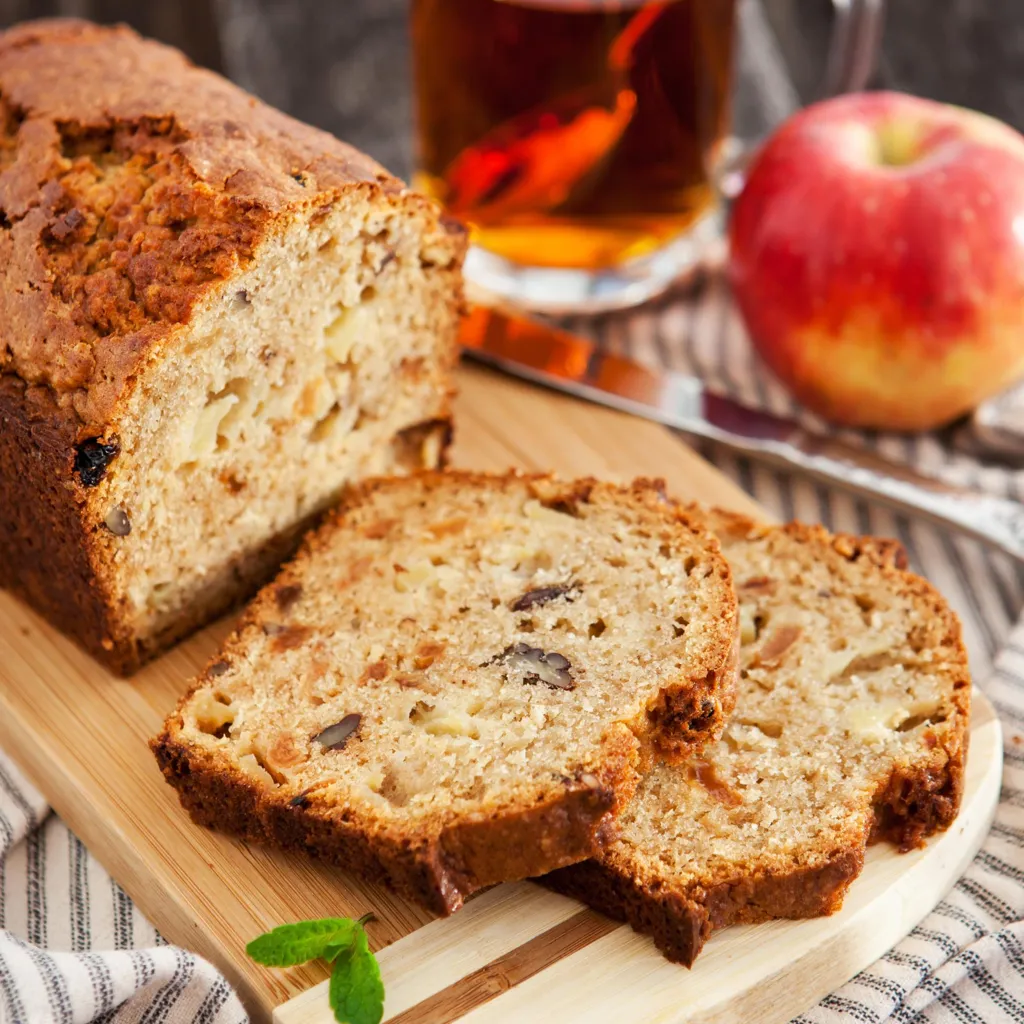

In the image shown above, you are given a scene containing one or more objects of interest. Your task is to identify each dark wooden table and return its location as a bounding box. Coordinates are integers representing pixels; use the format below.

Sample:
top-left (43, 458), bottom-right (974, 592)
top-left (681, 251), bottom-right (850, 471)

top-left (2, 0), bottom-right (1022, 180)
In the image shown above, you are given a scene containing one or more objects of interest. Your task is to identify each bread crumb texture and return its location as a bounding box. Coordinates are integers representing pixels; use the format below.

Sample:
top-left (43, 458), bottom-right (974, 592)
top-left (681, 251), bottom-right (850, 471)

top-left (153, 473), bottom-right (739, 913)
top-left (0, 20), bottom-right (465, 671)
top-left (545, 509), bottom-right (970, 966)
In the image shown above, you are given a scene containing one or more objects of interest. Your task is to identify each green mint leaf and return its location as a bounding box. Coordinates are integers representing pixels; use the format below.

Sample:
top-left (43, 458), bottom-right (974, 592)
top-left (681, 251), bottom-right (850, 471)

top-left (329, 926), bottom-right (384, 1024)
top-left (246, 918), bottom-right (361, 968)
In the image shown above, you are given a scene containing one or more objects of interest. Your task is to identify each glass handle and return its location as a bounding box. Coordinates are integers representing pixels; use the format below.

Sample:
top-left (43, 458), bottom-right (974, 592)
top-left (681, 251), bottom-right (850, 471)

top-left (717, 0), bottom-right (886, 200)
top-left (822, 0), bottom-right (886, 97)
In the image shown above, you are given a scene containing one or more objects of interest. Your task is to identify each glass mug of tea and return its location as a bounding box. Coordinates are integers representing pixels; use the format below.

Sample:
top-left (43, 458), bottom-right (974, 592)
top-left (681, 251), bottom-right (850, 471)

top-left (410, 0), bottom-right (884, 313)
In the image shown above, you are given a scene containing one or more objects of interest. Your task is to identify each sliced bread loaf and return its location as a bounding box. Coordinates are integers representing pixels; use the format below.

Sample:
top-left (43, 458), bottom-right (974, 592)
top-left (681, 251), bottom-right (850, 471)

top-left (545, 509), bottom-right (970, 965)
top-left (152, 472), bottom-right (739, 914)
top-left (0, 20), bottom-right (463, 673)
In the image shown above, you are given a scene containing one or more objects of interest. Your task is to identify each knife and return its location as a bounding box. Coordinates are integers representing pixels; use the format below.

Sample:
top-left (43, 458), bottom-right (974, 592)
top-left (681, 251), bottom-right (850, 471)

top-left (460, 306), bottom-right (1024, 563)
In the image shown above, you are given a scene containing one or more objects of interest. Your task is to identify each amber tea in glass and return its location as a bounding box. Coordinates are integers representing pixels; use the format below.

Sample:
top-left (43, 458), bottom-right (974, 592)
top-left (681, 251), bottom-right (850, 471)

top-left (411, 0), bottom-right (737, 310)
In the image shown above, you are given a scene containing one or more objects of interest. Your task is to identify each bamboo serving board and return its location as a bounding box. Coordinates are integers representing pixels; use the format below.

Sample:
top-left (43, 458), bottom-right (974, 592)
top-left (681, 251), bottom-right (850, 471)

top-left (0, 364), bottom-right (1003, 1024)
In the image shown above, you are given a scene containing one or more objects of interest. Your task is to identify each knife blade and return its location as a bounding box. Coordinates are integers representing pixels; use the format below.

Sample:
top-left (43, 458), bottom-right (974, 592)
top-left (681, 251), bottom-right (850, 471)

top-left (460, 305), bottom-right (1024, 562)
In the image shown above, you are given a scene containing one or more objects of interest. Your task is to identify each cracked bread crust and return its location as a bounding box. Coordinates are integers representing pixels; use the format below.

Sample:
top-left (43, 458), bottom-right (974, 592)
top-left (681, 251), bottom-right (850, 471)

top-left (545, 509), bottom-right (970, 966)
top-left (152, 473), bottom-right (740, 914)
top-left (0, 21), bottom-right (465, 672)
top-left (0, 18), bottom-right (429, 431)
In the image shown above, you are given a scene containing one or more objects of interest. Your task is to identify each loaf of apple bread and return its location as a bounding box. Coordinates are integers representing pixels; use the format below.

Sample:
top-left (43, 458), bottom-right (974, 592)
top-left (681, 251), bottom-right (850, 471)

top-left (0, 20), bottom-right (464, 673)
top-left (545, 509), bottom-right (970, 965)
top-left (152, 473), bottom-right (739, 914)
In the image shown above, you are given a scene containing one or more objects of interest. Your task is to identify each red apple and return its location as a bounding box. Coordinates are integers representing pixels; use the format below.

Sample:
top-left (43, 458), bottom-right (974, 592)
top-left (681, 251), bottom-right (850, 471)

top-left (728, 91), bottom-right (1024, 431)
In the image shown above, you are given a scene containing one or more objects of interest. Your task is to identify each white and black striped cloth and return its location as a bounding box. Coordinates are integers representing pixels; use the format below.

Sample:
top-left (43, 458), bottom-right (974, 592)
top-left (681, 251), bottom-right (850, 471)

top-left (3, 282), bottom-right (1024, 1021)
top-left (0, 753), bottom-right (245, 1023)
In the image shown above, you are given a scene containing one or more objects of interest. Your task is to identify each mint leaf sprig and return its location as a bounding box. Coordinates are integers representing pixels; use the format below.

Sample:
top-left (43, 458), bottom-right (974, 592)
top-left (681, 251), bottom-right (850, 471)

top-left (247, 913), bottom-right (384, 1024)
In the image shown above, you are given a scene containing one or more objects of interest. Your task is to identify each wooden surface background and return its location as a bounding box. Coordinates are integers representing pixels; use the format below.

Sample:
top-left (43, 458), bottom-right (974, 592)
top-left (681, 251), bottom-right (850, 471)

top-left (0, 0), bottom-right (1021, 181)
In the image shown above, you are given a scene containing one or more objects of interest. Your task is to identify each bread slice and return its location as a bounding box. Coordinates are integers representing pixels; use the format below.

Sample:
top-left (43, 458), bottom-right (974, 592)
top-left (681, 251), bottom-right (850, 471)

top-left (545, 509), bottom-right (970, 965)
top-left (0, 20), bottom-right (464, 673)
top-left (152, 473), bottom-right (739, 914)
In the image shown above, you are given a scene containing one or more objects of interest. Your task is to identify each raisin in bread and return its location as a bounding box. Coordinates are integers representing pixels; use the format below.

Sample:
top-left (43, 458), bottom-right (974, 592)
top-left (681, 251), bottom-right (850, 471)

top-left (545, 509), bottom-right (970, 965)
top-left (0, 20), bottom-right (464, 674)
top-left (152, 473), bottom-right (739, 914)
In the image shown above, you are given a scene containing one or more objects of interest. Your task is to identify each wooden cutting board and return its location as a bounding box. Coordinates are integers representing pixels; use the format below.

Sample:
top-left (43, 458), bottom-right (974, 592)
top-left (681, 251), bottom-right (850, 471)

top-left (0, 364), bottom-right (1002, 1024)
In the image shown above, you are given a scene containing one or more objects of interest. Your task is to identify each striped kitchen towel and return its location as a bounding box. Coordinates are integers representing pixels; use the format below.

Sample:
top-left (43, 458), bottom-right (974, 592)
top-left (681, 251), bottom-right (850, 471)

top-left (0, 753), bottom-right (244, 1023)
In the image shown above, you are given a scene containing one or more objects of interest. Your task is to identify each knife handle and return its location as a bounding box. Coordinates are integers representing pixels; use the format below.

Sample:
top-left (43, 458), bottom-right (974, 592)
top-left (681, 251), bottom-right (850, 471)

top-left (753, 430), bottom-right (1024, 562)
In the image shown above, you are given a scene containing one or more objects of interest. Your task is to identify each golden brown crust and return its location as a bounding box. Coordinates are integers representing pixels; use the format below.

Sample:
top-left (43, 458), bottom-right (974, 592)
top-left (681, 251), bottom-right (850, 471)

top-left (0, 19), bottom-right (411, 435)
top-left (545, 508), bottom-right (971, 966)
top-left (0, 372), bottom-right (126, 665)
top-left (545, 849), bottom-right (864, 967)
top-left (152, 724), bottom-right (630, 916)
top-left (640, 631), bottom-right (740, 764)
top-left (152, 471), bottom-right (740, 913)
